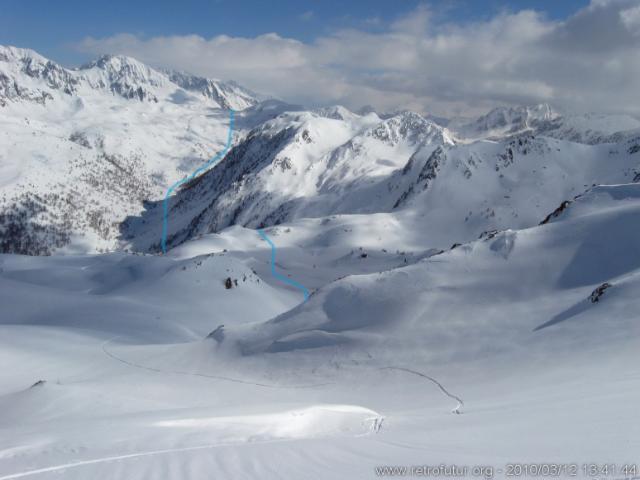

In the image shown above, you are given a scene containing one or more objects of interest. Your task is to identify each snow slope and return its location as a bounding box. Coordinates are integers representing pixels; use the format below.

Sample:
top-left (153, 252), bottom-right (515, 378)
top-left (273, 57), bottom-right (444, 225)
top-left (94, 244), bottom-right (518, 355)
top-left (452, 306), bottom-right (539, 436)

top-left (1, 184), bottom-right (639, 479)
top-left (225, 184), bottom-right (640, 364)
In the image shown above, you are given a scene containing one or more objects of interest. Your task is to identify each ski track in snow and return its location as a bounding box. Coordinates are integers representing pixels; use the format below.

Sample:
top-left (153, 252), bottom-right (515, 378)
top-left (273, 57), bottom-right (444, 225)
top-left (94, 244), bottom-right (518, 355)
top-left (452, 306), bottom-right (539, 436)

top-left (0, 444), bottom-right (225, 480)
top-left (101, 338), bottom-right (330, 389)
top-left (0, 436), bottom-right (311, 480)
top-left (0, 410), bottom-right (383, 480)
top-left (380, 366), bottom-right (464, 414)
top-left (258, 228), bottom-right (310, 302)
top-left (161, 109), bottom-right (235, 253)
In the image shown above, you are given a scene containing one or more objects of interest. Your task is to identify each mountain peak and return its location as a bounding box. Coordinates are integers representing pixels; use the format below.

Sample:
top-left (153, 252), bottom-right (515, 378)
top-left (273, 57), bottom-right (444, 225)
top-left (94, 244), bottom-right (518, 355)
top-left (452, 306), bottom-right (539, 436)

top-left (0, 44), bottom-right (48, 64)
top-left (80, 53), bottom-right (165, 86)
top-left (480, 103), bottom-right (559, 127)
top-left (163, 69), bottom-right (259, 110)
top-left (81, 54), bottom-right (152, 71)
top-left (0, 44), bottom-right (78, 102)
top-left (367, 110), bottom-right (454, 146)
top-left (448, 103), bottom-right (560, 139)
top-left (77, 53), bottom-right (168, 102)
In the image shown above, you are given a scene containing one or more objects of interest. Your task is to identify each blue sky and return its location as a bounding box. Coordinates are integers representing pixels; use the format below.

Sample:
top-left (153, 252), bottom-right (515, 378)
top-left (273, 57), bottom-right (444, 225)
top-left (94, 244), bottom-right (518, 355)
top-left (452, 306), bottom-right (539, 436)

top-left (1, 0), bottom-right (589, 66)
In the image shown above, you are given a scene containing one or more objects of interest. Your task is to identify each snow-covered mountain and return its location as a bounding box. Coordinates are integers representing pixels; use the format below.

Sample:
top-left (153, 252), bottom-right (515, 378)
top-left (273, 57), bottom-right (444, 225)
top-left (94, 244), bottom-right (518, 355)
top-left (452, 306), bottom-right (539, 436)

top-left (0, 45), bottom-right (263, 254)
top-left (126, 108), bottom-right (459, 251)
top-left (2, 44), bottom-right (640, 259)
top-left (164, 70), bottom-right (262, 110)
top-left (449, 103), bottom-right (640, 144)
top-left (448, 103), bottom-right (559, 139)
top-left (0, 46), bottom-right (260, 109)
top-left (133, 102), bottom-right (640, 253)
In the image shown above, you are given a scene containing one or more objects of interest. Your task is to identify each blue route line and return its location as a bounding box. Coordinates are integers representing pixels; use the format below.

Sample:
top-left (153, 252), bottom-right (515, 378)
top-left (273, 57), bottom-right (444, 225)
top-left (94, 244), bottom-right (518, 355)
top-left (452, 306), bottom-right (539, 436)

top-left (258, 229), bottom-right (310, 302)
top-left (161, 109), bottom-right (235, 253)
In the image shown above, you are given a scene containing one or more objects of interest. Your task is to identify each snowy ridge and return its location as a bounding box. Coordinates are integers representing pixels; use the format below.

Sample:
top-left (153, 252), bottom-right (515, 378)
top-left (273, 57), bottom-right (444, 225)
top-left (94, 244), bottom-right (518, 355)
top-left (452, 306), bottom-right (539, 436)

top-left (449, 102), bottom-right (640, 144)
top-left (128, 109), bottom-right (457, 251)
top-left (165, 70), bottom-right (260, 110)
top-left (129, 108), bottom-right (640, 253)
top-left (79, 54), bottom-right (168, 102)
top-left (0, 45), bottom-right (260, 108)
top-left (449, 103), bottom-right (559, 139)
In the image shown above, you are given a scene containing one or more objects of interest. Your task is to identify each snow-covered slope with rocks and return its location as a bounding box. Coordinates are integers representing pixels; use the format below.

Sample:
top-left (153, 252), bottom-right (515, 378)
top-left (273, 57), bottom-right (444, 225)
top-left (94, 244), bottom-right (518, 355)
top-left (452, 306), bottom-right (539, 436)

top-left (222, 183), bottom-right (640, 363)
top-left (128, 109), bottom-right (458, 251)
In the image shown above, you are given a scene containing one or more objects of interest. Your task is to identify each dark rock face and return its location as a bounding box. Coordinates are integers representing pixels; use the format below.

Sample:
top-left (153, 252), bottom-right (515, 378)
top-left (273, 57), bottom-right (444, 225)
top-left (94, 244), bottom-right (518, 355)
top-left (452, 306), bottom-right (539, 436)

top-left (393, 146), bottom-right (447, 209)
top-left (540, 200), bottom-right (572, 225)
top-left (479, 229), bottom-right (500, 240)
top-left (590, 282), bottom-right (612, 303)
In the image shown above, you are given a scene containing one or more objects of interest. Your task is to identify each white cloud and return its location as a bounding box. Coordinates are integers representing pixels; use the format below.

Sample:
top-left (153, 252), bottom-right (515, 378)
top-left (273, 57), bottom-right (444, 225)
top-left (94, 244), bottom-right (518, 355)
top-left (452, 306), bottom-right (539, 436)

top-left (76, 0), bottom-right (640, 116)
top-left (621, 4), bottom-right (640, 34)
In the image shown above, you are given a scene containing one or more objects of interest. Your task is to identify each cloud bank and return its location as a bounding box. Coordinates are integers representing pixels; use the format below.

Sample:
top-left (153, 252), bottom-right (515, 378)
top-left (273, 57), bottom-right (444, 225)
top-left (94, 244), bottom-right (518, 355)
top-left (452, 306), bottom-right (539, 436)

top-left (77, 0), bottom-right (640, 116)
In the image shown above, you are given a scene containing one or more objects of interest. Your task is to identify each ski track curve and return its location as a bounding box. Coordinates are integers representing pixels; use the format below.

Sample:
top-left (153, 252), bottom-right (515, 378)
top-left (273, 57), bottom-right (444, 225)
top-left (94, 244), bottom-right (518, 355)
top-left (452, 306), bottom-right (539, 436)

top-left (101, 338), bottom-right (329, 389)
top-left (380, 366), bottom-right (464, 414)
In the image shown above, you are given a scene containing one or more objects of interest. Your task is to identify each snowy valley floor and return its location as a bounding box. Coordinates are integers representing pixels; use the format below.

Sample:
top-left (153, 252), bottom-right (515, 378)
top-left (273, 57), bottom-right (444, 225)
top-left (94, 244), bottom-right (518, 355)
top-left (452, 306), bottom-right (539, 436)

top-left (1, 185), bottom-right (640, 479)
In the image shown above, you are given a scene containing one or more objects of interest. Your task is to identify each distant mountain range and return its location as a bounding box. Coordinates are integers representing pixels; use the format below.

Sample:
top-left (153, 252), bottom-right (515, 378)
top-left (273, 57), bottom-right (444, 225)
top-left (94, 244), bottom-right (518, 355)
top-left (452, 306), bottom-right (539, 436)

top-left (1, 44), bottom-right (640, 255)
